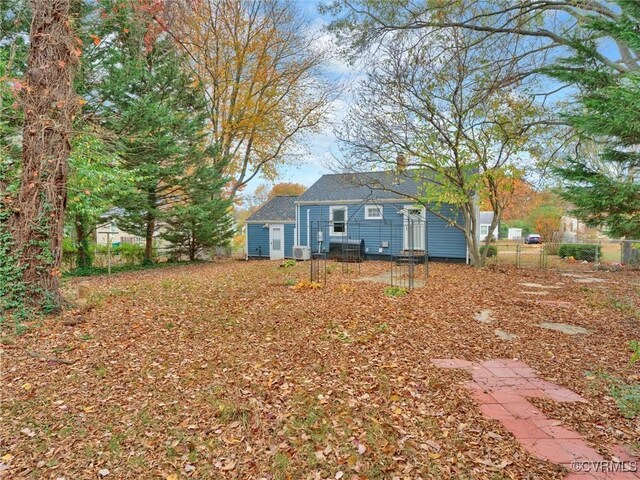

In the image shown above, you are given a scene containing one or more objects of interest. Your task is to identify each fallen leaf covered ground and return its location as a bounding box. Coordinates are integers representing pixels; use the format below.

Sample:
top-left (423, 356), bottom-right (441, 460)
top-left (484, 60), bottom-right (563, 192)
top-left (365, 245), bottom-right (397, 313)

top-left (1, 260), bottom-right (639, 479)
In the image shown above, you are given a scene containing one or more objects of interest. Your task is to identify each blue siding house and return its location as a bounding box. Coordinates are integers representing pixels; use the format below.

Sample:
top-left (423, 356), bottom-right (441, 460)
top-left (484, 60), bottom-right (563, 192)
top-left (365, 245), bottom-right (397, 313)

top-left (295, 171), bottom-right (469, 262)
top-left (245, 171), bottom-right (473, 262)
top-left (245, 196), bottom-right (297, 260)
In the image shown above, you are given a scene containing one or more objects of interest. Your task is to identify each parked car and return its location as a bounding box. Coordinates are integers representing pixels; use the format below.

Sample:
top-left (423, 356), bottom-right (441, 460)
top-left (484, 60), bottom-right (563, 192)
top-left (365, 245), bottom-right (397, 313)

top-left (524, 234), bottom-right (542, 244)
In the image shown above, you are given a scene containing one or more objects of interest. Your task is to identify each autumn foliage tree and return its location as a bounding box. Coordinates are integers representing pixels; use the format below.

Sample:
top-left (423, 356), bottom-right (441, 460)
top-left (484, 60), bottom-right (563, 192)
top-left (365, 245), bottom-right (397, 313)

top-left (166, 0), bottom-right (332, 197)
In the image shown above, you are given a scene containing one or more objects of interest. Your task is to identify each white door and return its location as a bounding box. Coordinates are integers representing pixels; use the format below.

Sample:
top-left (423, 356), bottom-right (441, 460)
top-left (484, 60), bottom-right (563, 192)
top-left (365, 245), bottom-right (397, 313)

top-left (269, 224), bottom-right (285, 260)
top-left (403, 206), bottom-right (426, 251)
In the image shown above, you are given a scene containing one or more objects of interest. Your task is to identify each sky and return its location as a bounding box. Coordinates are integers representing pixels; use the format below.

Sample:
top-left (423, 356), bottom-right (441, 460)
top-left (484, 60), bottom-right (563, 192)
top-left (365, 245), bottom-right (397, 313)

top-left (241, 0), bottom-right (359, 201)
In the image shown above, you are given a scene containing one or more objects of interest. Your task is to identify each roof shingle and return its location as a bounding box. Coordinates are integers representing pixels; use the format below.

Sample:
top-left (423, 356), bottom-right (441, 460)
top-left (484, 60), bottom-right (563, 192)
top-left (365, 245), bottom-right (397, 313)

top-left (297, 171), bottom-right (423, 203)
top-left (246, 195), bottom-right (297, 222)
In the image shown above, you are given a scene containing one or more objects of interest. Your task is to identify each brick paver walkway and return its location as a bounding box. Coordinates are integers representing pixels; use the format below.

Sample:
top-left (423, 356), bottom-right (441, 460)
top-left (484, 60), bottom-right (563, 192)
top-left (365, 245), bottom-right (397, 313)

top-left (432, 358), bottom-right (639, 479)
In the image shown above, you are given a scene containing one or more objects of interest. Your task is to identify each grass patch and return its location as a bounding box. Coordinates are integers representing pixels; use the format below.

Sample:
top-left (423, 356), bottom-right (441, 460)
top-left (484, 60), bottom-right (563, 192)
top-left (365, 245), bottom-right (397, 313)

top-left (208, 398), bottom-right (251, 425)
top-left (582, 289), bottom-right (640, 319)
top-left (272, 451), bottom-right (290, 479)
top-left (384, 286), bottom-right (408, 297)
top-left (376, 322), bottom-right (389, 333)
top-left (64, 261), bottom-right (197, 278)
top-left (108, 433), bottom-right (124, 454)
top-left (588, 370), bottom-right (640, 419)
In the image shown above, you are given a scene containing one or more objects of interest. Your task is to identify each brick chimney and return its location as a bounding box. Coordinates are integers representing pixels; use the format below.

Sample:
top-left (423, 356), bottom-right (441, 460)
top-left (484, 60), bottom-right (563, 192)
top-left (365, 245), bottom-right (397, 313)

top-left (396, 154), bottom-right (406, 173)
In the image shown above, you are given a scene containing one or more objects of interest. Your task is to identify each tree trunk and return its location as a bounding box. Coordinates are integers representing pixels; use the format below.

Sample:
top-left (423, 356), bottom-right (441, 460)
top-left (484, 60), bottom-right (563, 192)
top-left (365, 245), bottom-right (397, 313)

top-left (74, 218), bottom-right (92, 268)
top-left (144, 215), bottom-right (155, 264)
top-left (189, 232), bottom-right (195, 261)
top-left (8, 0), bottom-right (76, 311)
top-left (461, 201), bottom-right (483, 268)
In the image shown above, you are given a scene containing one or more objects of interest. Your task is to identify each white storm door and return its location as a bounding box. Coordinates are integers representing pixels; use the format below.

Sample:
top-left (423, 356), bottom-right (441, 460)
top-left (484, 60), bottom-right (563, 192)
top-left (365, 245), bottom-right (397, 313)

top-left (269, 224), bottom-right (285, 260)
top-left (403, 206), bottom-right (426, 251)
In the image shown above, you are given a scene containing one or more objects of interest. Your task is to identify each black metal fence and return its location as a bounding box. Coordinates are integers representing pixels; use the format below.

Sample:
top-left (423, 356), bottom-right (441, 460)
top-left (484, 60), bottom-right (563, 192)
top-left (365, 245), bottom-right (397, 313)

top-left (308, 218), bottom-right (429, 289)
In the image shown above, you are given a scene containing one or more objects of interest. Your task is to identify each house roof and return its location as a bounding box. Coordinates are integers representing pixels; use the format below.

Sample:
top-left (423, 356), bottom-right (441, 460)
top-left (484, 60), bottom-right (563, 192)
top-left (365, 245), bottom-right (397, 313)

top-left (100, 207), bottom-right (126, 219)
top-left (479, 211), bottom-right (495, 225)
top-left (297, 170), bottom-right (423, 203)
top-left (246, 195), bottom-right (297, 222)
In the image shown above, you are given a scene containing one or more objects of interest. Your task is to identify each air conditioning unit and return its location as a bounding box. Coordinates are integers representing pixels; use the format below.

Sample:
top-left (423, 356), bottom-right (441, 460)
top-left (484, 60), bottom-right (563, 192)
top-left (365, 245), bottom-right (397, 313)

top-left (292, 246), bottom-right (311, 260)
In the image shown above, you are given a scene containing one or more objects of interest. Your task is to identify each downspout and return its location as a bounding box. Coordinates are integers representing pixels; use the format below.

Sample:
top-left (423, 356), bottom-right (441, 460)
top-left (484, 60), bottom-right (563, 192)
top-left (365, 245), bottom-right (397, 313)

top-left (295, 204), bottom-right (299, 246)
top-left (244, 225), bottom-right (248, 260)
top-left (306, 209), bottom-right (310, 247)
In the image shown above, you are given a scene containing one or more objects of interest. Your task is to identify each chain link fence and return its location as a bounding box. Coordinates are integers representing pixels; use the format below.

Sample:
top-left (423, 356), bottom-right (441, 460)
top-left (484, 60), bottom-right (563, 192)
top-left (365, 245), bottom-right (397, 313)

top-left (485, 240), bottom-right (640, 271)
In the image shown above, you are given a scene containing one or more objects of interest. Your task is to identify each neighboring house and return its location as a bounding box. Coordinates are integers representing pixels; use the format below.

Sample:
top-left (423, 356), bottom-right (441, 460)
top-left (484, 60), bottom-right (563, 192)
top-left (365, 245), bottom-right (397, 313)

top-left (95, 208), bottom-right (144, 246)
top-left (294, 170), bottom-right (469, 262)
top-left (245, 196), bottom-right (297, 260)
top-left (478, 211), bottom-right (499, 241)
top-left (95, 208), bottom-right (168, 250)
top-left (560, 215), bottom-right (607, 242)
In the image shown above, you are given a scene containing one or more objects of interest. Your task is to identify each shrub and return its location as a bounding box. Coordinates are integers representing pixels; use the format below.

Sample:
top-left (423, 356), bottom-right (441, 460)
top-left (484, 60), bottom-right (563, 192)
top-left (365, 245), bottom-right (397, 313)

top-left (558, 244), bottom-right (602, 261)
top-left (291, 280), bottom-right (323, 291)
top-left (480, 244), bottom-right (497, 257)
top-left (62, 237), bottom-right (78, 268)
top-left (281, 259), bottom-right (296, 268)
top-left (118, 243), bottom-right (144, 265)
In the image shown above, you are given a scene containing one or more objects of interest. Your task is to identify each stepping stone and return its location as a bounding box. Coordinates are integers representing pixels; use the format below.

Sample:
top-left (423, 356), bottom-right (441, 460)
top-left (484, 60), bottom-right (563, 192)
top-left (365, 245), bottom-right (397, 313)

top-left (533, 300), bottom-right (573, 309)
top-left (520, 291), bottom-right (549, 295)
top-left (519, 283), bottom-right (562, 289)
top-left (539, 322), bottom-right (590, 335)
top-left (474, 309), bottom-right (493, 324)
top-left (495, 329), bottom-right (517, 341)
top-left (573, 277), bottom-right (605, 283)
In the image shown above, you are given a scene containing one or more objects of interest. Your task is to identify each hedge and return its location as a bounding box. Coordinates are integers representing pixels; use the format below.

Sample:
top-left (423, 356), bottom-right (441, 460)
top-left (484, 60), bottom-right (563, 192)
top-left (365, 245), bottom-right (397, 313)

top-left (557, 244), bottom-right (602, 261)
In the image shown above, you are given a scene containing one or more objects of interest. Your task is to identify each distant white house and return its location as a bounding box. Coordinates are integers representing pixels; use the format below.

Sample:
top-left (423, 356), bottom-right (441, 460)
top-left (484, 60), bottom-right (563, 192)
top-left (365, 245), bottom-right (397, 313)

top-left (507, 228), bottom-right (523, 241)
top-left (478, 211), bottom-right (499, 241)
top-left (561, 215), bottom-right (609, 242)
top-left (95, 208), bottom-right (144, 246)
top-left (95, 208), bottom-right (169, 249)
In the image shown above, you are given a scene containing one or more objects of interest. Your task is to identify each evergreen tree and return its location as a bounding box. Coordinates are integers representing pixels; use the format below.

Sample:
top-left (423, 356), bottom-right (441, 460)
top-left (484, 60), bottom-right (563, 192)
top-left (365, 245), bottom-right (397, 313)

top-left (66, 129), bottom-right (135, 268)
top-left (548, 1), bottom-right (640, 247)
top-left (91, 5), bottom-right (211, 264)
top-left (161, 163), bottom-right (234, 261)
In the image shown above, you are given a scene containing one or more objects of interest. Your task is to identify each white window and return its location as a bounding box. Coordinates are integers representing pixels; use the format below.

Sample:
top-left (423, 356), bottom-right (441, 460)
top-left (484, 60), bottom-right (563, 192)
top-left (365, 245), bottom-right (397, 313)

top-left (365, 204), bottom-right (383, 220)
top-left (330, 206), bottom-right (347, 236)
top-left (480, 225), bottom-right (489, 236)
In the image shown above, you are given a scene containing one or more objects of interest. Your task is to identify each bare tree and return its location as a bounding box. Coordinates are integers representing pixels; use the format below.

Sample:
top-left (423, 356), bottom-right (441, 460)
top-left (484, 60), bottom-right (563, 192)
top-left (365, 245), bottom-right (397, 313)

top-left (6, 0), bottom-right (77, 310)
top-left (327, 0), bottom-right (639, 76)
top-left (337, 27), bottom-right (549, 267)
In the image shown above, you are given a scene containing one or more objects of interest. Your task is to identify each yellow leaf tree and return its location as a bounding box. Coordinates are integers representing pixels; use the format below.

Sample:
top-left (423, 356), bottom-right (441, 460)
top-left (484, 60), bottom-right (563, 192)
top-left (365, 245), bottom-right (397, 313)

top-left (166, 0), bottom-right (332, 197)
